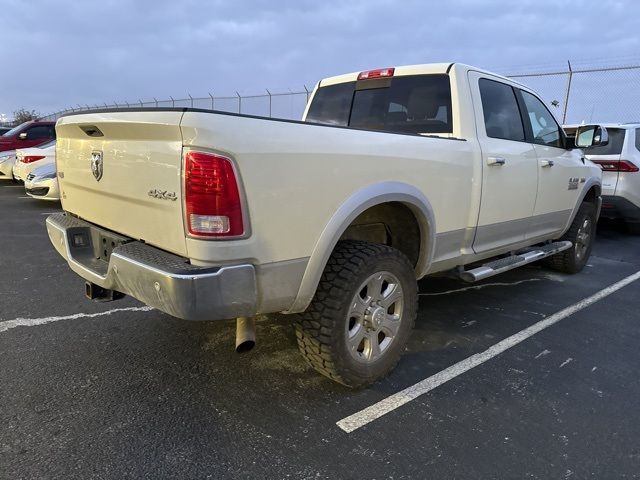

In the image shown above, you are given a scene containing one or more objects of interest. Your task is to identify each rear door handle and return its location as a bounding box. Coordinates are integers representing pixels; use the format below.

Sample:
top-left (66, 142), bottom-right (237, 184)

top-left (487, 156), bottom-right (506, 166)
top-left (540, 160), bottom-right (555, 168)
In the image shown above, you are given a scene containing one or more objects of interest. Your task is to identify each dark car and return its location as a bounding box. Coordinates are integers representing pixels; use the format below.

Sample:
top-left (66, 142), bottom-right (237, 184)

top-left (0, 120), bottom-right (56, 153)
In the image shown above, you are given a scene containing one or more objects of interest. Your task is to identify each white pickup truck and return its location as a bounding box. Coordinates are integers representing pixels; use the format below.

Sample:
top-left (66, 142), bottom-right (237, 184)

top-left (47, 63), bottom-right (605, 387)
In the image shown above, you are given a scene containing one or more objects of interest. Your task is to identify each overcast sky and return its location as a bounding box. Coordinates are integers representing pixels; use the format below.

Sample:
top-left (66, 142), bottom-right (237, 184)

top-left (1, 0), bottom-right (640, 120)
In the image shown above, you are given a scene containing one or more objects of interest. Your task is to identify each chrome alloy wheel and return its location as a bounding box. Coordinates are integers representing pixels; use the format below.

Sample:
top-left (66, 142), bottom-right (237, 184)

top-left (575, 217), bottom-right (592, 261)
top-left (346, 271), bottom-right (404, 363)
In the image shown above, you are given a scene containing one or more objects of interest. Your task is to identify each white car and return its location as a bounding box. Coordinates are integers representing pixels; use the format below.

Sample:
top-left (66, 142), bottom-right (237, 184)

top-left (565, 123), bottom-right (640, 233)
top-left (25, 162), bottom-right (60, 201)
top-left (13, 140), bottom-right (56, 182)
top-left (0, 149), bottom-right (17, 180)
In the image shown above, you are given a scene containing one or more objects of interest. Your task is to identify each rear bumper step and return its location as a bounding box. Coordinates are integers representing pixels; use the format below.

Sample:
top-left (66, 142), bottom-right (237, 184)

top-left (46, 213), bottom-right (257, 320)
top-left (459, 241), bottom-right (573, 282)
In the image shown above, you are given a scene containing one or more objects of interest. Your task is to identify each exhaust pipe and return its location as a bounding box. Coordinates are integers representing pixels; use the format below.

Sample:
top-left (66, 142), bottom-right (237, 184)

top-left (235, 316), bottom-right (256, 353)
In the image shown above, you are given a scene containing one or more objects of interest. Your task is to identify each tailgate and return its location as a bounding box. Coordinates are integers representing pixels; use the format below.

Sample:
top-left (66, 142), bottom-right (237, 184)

top-left (56, 111), bottom-right (187, 256)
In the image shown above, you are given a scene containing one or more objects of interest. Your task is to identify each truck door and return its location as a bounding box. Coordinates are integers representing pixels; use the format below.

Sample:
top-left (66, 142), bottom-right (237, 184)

top-left (517, 89), bottom-right (580, 238)
top-left (468, 71), bottom-right (538, 252)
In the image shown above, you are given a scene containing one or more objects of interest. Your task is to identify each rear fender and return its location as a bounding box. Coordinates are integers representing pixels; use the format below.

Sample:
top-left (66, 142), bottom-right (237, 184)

top-left (286, 181), bottom-right (435, 313)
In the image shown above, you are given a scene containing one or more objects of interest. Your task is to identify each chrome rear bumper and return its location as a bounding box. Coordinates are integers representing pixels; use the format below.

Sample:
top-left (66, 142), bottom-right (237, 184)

top-left (46, 213), bottom-right (257, 320)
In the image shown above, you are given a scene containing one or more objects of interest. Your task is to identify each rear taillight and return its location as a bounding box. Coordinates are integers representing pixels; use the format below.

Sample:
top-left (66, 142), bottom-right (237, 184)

top-left (184, 150), bottom-right (244, 237)
top-left (592, 159), bottom-right (639, 172)
top-left (22, 155), bottom-right (46, 164)
top-left (357, 67), bottom-right (395, 81)
top-left (617, 160), bottom-right (639, 172)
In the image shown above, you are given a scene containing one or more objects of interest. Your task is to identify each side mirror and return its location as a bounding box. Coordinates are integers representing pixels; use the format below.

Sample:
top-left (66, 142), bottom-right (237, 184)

top-left (575, 125), bottom-right (609, 148)
top-left (18, 132), bottom-right (27, 140)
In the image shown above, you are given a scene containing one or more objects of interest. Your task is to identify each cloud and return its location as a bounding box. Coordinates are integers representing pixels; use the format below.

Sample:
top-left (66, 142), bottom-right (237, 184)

top-left (0, 0), bottom-right (639, 118)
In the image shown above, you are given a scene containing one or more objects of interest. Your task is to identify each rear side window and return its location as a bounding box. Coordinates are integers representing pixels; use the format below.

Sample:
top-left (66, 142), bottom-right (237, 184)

top-left (584, 128), bottom-right (625, 155)
top-left (478, 79), bottom-right (525, 142)
top-left (306, 74), bottom-right (453, 134)
top-left (636, 129), bottom-right (640, 153)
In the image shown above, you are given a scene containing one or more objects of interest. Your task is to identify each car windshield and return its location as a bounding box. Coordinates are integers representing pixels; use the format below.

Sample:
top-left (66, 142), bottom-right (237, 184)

top-left (1, 122), bottom-right (29, 137)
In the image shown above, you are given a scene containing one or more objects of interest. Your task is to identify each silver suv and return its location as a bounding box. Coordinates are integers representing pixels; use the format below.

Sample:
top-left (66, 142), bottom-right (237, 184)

top-left (566, 123), bottom-right (640, 233)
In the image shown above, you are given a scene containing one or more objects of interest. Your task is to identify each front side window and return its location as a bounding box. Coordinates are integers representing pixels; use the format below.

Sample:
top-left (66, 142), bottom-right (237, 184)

top-left (635, 129), bottom-right (640, 153)
top-left (306, 74), bottom-right (453, 135)
top-left (478, 79), bottom-right (524, 142)
top-left (520, 90), bottom-right (562, 148)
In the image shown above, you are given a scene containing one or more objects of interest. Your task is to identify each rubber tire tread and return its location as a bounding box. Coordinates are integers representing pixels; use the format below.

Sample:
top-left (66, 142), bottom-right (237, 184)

top-left (545, 202), bottom-right (596, 274)
top-left (295, 240), bottom-right (417, 388)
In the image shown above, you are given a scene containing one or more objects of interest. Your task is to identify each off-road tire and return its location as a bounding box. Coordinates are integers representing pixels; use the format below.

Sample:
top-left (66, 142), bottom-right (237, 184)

top-left (545, 202), bottom-right (596, 274)
top-left (295, 240), bottom-right (418, 388)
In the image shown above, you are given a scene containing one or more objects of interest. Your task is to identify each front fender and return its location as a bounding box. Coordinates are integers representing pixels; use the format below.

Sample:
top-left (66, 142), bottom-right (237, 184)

top-left (286, 181), bottom-right (436, 313)
top-left (560, 176), bottom-right (602, 236)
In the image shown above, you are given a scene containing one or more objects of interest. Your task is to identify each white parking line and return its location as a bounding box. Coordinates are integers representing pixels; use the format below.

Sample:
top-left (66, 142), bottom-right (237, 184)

top-left (337, 269), bottom-right (640, 433)
top-left (0, 306), bottom-right (153, 333)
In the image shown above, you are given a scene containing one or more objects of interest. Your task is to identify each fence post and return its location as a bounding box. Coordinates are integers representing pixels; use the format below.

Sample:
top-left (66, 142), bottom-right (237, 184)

top-left (562, 60), bottom-right (573, 124)
top-left (266, 89), bottom-right (272, 117)
top-left (170, 96), bottom-right (175, 107)
top-left (235, 92), bottom-right (242, 113)
top-left (139, 99), bottom-right (143, 107)
top-left (209, 92), bottom-right (214, 110)
top-left (188, 93), bottom-right (193, 108)
top-left (154, 97), bottom-right (158, 108)
top-left (304, 85), bottom-right (310, 103)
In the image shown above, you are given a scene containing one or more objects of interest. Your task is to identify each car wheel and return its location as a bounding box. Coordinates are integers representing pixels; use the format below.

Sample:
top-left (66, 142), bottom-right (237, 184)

top-left (295, 240), bottom-right (418, 388)
top-left (545, 202), bottom-right (596, 274)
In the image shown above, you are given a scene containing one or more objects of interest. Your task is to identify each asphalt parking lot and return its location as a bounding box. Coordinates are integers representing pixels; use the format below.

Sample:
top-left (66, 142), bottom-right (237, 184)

top-left (1, 181), bottom-right (640, 479)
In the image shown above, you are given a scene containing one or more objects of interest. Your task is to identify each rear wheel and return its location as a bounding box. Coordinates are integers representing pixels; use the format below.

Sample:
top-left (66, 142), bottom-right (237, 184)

top-left (545, 202), bottom-right (596, 274)
top-left (295, 240), bottom-right (417, 388)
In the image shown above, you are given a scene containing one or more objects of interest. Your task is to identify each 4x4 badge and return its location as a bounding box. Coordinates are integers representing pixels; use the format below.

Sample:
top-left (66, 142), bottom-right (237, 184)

top-left (90, 151), bottom-right (103, 181)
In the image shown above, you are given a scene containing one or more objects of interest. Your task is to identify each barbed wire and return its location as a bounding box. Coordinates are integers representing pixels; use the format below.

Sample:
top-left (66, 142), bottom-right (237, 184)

top-left (2, 60), bottom-right (637, 126)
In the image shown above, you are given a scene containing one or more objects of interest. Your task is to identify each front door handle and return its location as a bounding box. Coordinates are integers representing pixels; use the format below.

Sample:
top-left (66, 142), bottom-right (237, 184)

top-left (487, 156), bottom-right (506, 166)
top-left (540, 160), bottom-right (555, 168)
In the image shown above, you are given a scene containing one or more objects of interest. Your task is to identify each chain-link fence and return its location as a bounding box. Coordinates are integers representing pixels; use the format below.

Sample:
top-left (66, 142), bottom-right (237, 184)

top-left (28, 61), bottom-right (640, 126)
top-left (506, 61), bottom-right (640, 125)
top-left (38, 89), bottom-right (312, 123)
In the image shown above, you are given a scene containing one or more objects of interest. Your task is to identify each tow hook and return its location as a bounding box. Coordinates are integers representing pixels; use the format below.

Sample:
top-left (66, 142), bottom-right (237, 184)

top-left (85, 282), bottom-right (125, 302)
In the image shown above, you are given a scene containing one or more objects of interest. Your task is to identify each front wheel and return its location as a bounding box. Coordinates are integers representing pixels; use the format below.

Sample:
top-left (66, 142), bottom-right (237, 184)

top-left (545, 202), bottom-right (596, 274)
top-left (295, 240), bottom-right (418, 388)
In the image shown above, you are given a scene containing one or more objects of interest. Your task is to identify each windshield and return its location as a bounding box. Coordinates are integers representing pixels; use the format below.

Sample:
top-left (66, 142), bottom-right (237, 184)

top-left (306, 74), bottom-right (453, 135)
top-left (1, 122), bottom-right (29, 137)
